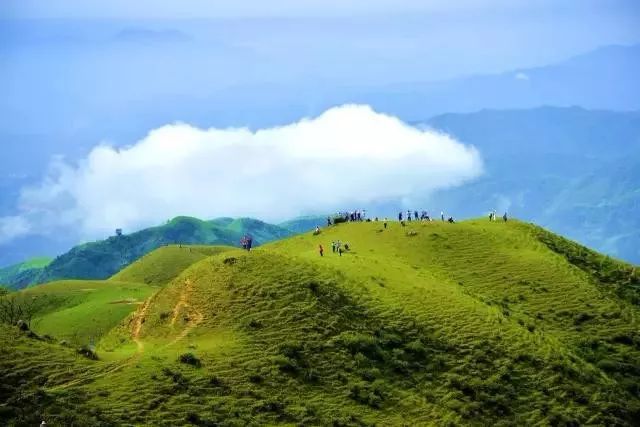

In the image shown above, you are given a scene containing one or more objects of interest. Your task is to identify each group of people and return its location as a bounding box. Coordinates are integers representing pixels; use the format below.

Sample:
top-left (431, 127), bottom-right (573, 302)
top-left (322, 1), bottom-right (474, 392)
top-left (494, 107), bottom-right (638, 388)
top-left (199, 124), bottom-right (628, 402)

top-left (398, 210), bottom-right (454, 224)
top-left (489, 210), bottom-right (508, 222)
top-left (319, 240), bottom-right (350, 257)
top-left (330, 209), bottom-right (367, 224)
top-left (240, 235), bottom-right (253, 251)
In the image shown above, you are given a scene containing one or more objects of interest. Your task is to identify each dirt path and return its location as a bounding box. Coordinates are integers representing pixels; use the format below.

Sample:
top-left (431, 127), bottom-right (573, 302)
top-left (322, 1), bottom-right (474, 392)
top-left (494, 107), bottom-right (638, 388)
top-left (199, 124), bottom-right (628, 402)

top-left (166, 278), bottom-right (204, 347)
top-left (132, 296), bottom-right (153, 352)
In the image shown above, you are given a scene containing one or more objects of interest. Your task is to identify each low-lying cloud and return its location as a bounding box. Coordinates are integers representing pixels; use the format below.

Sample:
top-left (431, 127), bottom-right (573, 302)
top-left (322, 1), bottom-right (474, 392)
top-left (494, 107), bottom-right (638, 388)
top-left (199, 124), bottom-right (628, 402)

top-left (1, 105), bottom-right (483, 242)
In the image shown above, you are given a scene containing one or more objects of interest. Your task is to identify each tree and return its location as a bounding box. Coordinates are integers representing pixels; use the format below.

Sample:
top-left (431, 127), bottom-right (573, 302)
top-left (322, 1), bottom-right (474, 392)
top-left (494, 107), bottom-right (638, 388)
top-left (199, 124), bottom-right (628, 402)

top-left (0, 294), bottom-right (37, 328)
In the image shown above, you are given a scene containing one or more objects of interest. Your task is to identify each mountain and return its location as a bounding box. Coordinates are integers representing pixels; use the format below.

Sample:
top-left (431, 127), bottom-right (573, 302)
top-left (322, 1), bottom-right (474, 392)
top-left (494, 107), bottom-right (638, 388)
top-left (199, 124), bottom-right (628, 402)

top-left (2, 216), bottom-right (292, 289)
top-left (279, 215), bottom-right (329, 233)
top-left (0, 257), bottom-right (52, 289)
top-left (424, 106), bottom-right (640, 264)
top-left (1, 220), bottom-right (639, 425)
top-left (361, 44), bottom-right (640, 120)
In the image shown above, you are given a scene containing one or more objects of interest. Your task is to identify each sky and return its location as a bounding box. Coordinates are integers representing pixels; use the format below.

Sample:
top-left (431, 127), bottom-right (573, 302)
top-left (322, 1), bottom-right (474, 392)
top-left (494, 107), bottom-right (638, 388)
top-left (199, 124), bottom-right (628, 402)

top-left (0, 0), bottom-right (639, 263)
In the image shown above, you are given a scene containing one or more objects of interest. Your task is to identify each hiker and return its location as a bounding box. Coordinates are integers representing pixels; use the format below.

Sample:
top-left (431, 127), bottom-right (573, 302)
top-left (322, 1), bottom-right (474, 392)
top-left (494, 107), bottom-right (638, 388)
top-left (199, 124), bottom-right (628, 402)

top-left (338, 247), bottom-right (343, 256)
top-left (414, 211), bottom-right (419, 220)
top-left (331, 241), bottom-right (336, 253)
top-left (314, 225), bottom-right (321, 235)
top-left (489, 211), bottom-right (493, 221)
top-left (319, 244), bottom-right (324, 257)
top-left (344, 242), bottom-right (350, 251)
top-left (241, 237), bottom-right (247, 250)
top-left (503, 212), bottom-right (508, 222)
top-left (441, 211), bottom-right (445, 222)
top-left (327, 216), bottom-right (332, 226)
top-left (384, 218), bottom-right (388, 229)
top-left (407, 210), bottom-right (412, 222)
top-left (247, 237), bottom-right (253, 251)
top-left (448, 216), bottom-right (455, 223)
top-left (398, 212), bottom-right (403, 221)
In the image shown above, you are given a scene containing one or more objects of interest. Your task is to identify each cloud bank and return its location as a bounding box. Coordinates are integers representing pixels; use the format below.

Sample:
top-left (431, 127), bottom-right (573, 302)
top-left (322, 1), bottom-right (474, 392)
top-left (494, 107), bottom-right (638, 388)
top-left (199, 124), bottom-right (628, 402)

top-left (1, 105), bottom-right (482, 242)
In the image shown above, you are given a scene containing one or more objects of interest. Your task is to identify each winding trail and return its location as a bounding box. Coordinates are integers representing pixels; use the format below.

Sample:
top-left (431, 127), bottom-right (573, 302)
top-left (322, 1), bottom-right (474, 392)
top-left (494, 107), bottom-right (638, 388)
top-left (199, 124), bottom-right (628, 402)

top-left (166, 278), bottom-right (204, 347)
top-left (132, 296), bottom-right (153, 352)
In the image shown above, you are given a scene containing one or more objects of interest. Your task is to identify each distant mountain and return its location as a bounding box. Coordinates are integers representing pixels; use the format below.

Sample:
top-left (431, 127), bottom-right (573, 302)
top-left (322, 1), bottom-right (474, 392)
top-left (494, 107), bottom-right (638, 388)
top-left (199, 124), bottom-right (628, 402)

top-left (360, 44), bottom-right (640, 119)
top-left (279, 215), bottom-right (329, 233)
top-left (0, 257), bottom-right (52, 290)
top-left (2, 216), bottom-right (292, 289)
top-left (423, 106), bottom-right (640, 264)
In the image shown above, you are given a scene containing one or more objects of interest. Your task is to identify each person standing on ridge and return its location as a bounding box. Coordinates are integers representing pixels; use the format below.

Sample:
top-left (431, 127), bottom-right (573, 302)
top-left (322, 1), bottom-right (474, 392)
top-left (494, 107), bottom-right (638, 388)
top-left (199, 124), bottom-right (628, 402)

top-left (327, 216), bottom-right (332, 226)
top-left (398, 212), bottom-right (403, 221)
top-left (441, 211), bottom-right (445, 222)
top-left (503, 212), bottom-right (508, 222)
top-left (319, 244), bottom-right (324, 257)
top-left (384, 218), bottom-right (388, 229)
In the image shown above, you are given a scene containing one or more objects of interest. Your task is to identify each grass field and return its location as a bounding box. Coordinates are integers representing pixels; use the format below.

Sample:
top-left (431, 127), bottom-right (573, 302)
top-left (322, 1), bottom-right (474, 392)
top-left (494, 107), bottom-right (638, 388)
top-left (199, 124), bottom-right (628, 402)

top-left (1, 220), bottom-right (639, 426)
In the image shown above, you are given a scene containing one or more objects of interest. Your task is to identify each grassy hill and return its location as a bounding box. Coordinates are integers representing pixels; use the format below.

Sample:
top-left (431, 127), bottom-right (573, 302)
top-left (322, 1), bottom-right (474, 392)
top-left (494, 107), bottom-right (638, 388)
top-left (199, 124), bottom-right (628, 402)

top-left (3, 216), bottom-right (292, 290)
top-left (110, 245), bottom-right (234, 287)
top-left (0, 257), bottom-right (52, 290)
top-left (1, 219), bottom-right (639, 426)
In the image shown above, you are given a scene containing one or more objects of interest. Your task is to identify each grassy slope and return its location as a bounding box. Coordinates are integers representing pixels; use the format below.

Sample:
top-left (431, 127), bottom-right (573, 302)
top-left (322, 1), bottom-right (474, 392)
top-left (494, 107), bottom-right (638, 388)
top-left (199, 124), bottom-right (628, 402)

top-left (16, 280), bottom-right (155, 346)
top-left (1, 220), bottom-right (639, 426)
top-left (110, 245), bottom-right (234, 286)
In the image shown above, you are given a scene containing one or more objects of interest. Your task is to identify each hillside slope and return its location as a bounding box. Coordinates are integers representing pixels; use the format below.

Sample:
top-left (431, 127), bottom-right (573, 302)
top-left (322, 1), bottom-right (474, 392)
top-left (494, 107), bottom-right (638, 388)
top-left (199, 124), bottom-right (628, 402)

top-left (4, 216), bottom-right (292, 289)
top-left (110, 245), bottom-right (234, 286)
top-left (1, 220), bottom-right (639, 425)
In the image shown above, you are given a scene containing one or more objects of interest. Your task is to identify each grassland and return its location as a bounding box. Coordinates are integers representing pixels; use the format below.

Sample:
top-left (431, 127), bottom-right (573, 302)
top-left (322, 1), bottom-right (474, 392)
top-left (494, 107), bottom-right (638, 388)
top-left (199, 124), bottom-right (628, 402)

top-left (1, 220), bottom-right (639, 426)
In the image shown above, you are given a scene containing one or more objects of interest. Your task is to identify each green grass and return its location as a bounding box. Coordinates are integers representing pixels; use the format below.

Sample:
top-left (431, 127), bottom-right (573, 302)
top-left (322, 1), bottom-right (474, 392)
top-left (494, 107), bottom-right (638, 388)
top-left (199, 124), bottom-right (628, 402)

top-left (1, 219), bottom-right (639, 426)
top-left (15, 280), bottom-right (155, 346)
top-left (110, 245), bottom-right (234, 286)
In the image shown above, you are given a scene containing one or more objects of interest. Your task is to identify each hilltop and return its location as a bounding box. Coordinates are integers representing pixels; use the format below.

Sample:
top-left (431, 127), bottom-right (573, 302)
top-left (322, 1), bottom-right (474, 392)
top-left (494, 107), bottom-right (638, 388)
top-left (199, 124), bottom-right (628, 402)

top-left (1, 219), bottom-right (639, 426)
top-left (2, 216), bottom-right (292, 289)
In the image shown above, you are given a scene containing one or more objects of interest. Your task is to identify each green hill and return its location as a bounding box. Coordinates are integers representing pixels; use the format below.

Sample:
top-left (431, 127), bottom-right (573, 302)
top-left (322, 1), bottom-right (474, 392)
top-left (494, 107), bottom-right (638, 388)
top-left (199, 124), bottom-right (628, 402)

top-left (110, 245), bottom-right (234, 286)
top-left (0, 257), bottom-right (52, 290)
top-left (1, 220), bottom-right (639, 426)
top-left (3, 216), bottom-right (292, 290)
top-left (9, 279), bottom-right (155, 346)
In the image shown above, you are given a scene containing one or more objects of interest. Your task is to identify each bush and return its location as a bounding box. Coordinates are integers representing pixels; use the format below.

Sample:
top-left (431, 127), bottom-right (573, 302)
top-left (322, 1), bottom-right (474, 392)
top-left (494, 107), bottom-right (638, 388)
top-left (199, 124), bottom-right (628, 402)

top-left (179, 352), bottom-right (201, 367)
top-left (77, 345), bottom-right (98, 360)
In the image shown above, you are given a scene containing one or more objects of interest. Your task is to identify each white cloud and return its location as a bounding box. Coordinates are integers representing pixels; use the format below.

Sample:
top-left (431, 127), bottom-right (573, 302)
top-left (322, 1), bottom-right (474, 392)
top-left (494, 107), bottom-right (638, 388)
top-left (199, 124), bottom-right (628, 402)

top-left (0, 216), bottom-right (31, 244)
top-left (514, 72), bottom-right (530, 81)
top-left (2, 105), bottom-right (482, 241)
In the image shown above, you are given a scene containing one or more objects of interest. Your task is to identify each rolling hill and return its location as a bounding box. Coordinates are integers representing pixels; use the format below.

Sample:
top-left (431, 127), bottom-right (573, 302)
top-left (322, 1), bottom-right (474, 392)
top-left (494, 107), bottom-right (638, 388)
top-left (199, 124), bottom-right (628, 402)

top-left (1, 219), bottom-right (638, 425)
top-left (2, 216), bottom-right (292, 290)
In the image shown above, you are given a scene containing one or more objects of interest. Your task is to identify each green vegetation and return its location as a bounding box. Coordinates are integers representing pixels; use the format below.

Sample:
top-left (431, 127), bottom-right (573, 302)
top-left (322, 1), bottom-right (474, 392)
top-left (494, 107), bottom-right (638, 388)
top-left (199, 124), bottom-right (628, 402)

top-left (0, 257), bottom-right (53, 290)
top-left (1, 219), bottom-right (639, 425)
top-left (9, 280), bottom-right (155, 346)
top-left (110, 245), bottom-right (233, 286)
top-left (2, 216), bottom-right (292, 289)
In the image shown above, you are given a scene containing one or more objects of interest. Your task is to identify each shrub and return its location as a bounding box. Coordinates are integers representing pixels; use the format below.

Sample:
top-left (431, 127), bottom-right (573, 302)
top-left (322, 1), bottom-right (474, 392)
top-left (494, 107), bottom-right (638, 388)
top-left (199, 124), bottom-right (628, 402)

top-left (179, 352), bottom-right (201, 367)
top-left (77, 345), bottom-right (98, 360)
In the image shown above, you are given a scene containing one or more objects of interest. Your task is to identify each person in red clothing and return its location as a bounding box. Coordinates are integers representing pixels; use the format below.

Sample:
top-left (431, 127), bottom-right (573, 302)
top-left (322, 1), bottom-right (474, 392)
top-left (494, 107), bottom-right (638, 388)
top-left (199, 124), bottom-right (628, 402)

top-left (319, 244), bottom-right (324, 257)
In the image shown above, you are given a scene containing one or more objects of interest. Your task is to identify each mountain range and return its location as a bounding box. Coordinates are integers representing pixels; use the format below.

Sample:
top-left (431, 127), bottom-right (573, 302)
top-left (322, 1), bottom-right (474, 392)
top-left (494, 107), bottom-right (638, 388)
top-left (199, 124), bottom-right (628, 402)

top-left (0, 216), bottom-right (304, 289)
